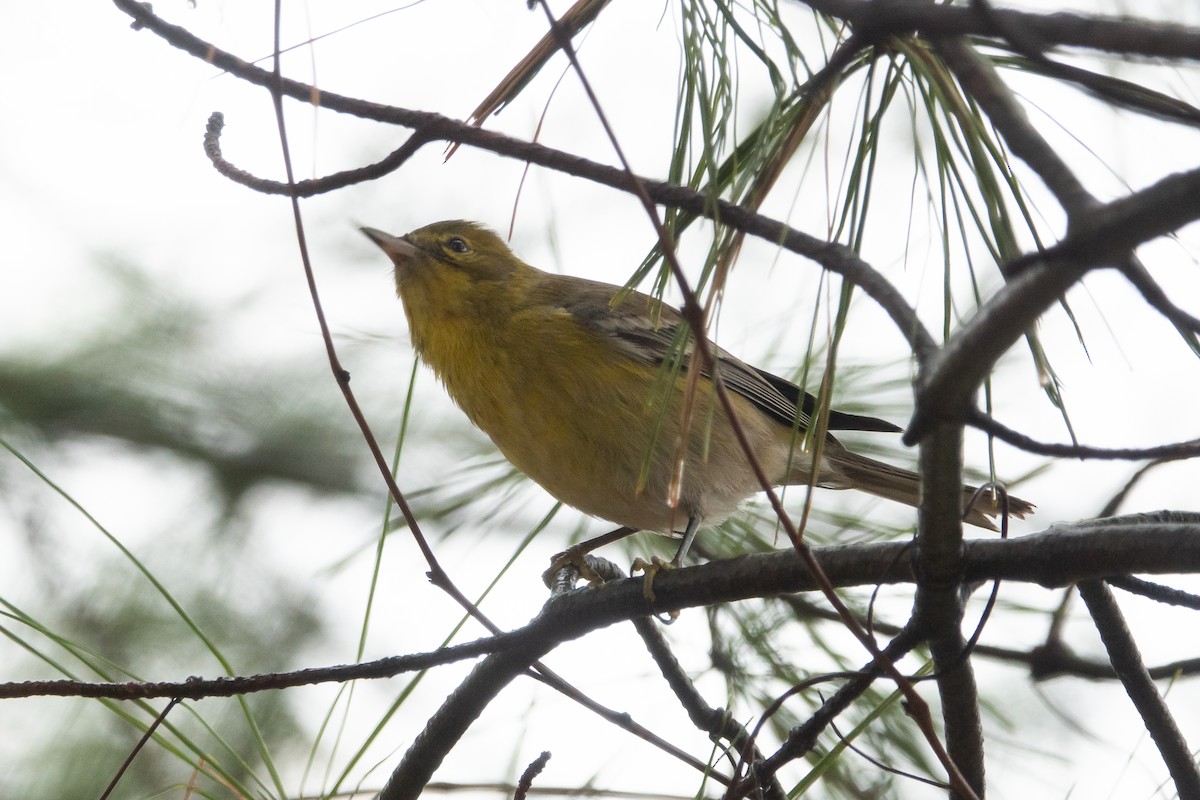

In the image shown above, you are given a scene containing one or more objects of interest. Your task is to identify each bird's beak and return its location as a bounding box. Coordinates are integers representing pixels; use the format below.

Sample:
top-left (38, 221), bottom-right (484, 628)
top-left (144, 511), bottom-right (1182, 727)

top-left (360, 226), bottom-right (419, 261)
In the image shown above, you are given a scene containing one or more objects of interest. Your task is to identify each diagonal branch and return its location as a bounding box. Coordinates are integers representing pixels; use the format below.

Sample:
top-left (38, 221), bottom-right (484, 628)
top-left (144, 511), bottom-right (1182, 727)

top-left (730, 625), bottom-right (924, 798)
top-left (935, 37), bottom-right (1096, 217)
top-left (906, 165), bottom-right (1200, 443)
top-left (1076, 580), bottom-right (1200, 796)
top-left (1120, 256), bottom-right (1200, 344)
top-left (633, 616), bottom-right (786, 800)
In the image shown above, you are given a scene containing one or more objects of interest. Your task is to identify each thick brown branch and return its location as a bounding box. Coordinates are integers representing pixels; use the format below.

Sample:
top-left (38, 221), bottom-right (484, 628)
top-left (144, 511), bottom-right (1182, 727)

top-left (12, 515), bottom-right (1200, 703)
top-left (929, 630), bottom-right (986, 799)
top-left (802, 0), bottom-right (1200, 61)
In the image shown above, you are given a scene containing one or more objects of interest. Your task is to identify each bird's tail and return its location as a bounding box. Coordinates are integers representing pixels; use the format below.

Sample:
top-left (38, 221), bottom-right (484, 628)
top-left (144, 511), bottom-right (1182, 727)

top-left (817, 447), bottom-right (1035, 530)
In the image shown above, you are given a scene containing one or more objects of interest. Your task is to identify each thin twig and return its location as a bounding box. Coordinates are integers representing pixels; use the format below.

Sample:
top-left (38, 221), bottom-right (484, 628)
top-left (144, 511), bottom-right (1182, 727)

top-left (98, 698), bottom-right (181, 800)
top-left (514, 751), bottom-right (552, 800)
top-left (631, 615), bottom-right (786, 800)
top-left (731, 625), bottom-right (924, 798)
top-left (204, 113), bottom-right (431, 195)
top-left (967, 409), bottom-right (1200, 460)
top-left (114, 0), bottom-right (936, 363)
top-left (1107, 576), bottom-right (1200, 610)
top-left (1121, 256), bottom-right (1200, 338)
top-left (828, 714), bottom-right (951, 790)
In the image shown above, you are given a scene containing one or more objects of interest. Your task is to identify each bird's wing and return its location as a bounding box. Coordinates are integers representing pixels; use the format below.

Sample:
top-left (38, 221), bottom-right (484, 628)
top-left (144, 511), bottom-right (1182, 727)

top-left (558, 281), bottom-right (900, 434)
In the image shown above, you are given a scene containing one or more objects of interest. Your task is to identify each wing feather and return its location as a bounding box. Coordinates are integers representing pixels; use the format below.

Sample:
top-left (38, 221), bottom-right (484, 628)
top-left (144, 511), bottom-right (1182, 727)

top-left (558, 283), bottom-right (900, 434)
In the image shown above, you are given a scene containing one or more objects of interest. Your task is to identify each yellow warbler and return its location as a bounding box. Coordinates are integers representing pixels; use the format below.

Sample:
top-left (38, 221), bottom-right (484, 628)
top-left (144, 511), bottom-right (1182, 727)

top-left (362, 220), bottom-right (1031, 565)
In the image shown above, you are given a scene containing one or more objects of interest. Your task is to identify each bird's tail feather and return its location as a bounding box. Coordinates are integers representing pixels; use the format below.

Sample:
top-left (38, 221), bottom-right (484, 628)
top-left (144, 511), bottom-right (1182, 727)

top-left (819, 448), bottom-right (1034, 530)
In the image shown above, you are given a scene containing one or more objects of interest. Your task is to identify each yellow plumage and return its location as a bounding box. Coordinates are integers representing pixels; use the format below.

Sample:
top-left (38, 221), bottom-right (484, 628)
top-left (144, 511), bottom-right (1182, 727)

top-left (362, 220), bottom-right (1032, 558)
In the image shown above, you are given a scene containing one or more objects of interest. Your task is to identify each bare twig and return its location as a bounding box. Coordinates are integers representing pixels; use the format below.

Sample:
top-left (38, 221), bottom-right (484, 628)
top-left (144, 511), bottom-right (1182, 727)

top-left (204, 113), bottom-right (431, 195)
top-left (730, 626), bottom-right (924, 798)
top-left (965, 409), bottom-right (1200, 460)
top-left (98, 698), bottom-right (180, 800)
top-left (1107, 576), bottom-right (1200, 610)
top-left (907, 164), bottom-right (1200, 443)
top-left (631, 616), bottom-right (786, 800)
top-left (1076, 580), bottom-right (1200, 797)
top-left (792, 585), bottom-right (1200, 682)
top-left (1121, 256), bottom-right (1200, 341)
top-left (514, 752), bottom-right (552, 800)
top-left (114, 0), bottom-right (935, 364)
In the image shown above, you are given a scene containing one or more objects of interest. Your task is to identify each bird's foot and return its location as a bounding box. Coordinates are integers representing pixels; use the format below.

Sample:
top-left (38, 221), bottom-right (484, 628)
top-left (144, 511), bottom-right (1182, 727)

top-left (542, 544), bottom-right (606, 590)
top-left (630, 556), bottom-right (680, 621)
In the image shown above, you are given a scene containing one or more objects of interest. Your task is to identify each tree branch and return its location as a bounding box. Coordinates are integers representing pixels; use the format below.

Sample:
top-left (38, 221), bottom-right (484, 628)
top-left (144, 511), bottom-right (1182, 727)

top-left (1076, 580), bottom-right (1200, 797)
top-left (912, 421), bottom-right (987, 798)
top-left (802, 0), bottom-right (1200, 62)
top-left (632, 616), bottom-right (786, 800)
top-left (731, 626), bottom-right (924, 798)
top-left (965, 408), bottom-right (1200, 459)
top-left (781, 594), bottom-right (1200, 681)
top-left (906, 165), bottom-right (1200, 443)
top-left (113, 0), bottom-right (936, 364)
top-left (935, 37), bottom-right (1096, 217)
top-left (9, 514), bottom-right (1200, 701)
top-left (928, 630), bottom-right (986, 798)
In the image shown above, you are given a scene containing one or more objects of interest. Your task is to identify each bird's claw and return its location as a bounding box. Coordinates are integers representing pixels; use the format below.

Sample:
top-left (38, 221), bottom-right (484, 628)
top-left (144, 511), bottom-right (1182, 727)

top-left (543, 546), bottom-right (606, 589)
top-left (631, 556), bottom-right (680, 621)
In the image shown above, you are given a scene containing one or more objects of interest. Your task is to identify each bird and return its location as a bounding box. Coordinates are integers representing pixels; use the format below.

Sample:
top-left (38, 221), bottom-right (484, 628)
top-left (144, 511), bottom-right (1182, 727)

top-left (361, 220), bottom-right (1032, 576)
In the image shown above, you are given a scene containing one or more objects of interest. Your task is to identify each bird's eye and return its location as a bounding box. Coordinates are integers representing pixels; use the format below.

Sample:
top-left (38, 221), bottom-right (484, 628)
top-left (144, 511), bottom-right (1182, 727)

top-left (446, 237), bottom-right (469, 254)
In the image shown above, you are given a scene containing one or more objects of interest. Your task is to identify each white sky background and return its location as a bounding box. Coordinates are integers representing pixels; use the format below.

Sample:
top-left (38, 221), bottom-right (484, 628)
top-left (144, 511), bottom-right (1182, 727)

top-left (3, 1), bottom-right (1200, 798)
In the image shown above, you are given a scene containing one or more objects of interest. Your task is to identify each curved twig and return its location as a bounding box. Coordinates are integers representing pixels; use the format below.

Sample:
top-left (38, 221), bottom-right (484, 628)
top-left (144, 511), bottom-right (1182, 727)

top-left (113, 0), bottom-right (936, 364)
top-left (966, 408), bottom-right (1200, 460)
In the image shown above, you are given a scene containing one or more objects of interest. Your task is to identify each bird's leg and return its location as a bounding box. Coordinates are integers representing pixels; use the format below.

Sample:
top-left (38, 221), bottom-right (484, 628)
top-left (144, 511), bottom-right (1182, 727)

top-left (542, 526), bottom-right (637, 588)
top-left (670, 514), bottom-right (703, 567)
top-left (632, 514), bottom-right (703, 609)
